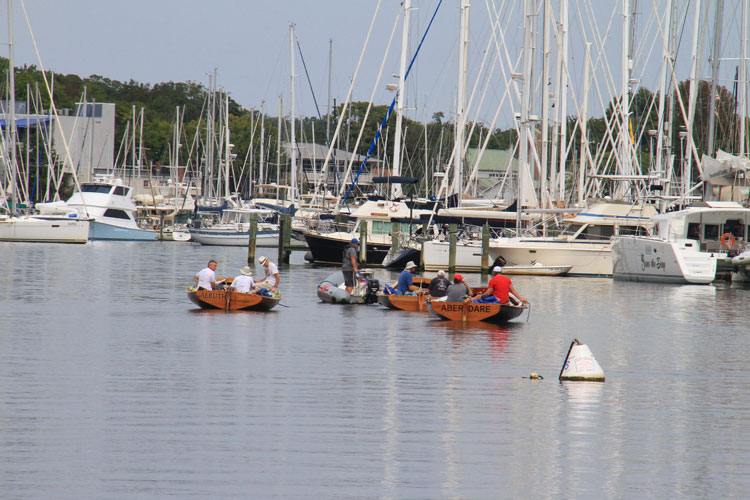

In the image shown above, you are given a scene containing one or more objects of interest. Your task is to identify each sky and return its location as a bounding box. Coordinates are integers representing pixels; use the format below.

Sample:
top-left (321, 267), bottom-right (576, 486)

top-left (5, 1), bottom-right (747, 128)
top-left (8, 0), bottom-right (464, 119)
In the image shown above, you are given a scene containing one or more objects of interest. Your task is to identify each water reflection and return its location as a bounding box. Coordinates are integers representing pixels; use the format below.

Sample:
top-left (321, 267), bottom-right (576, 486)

top-left (426, 320), bottom-right (525, 359)
top-left (2, 243), bottom-right (750, 499)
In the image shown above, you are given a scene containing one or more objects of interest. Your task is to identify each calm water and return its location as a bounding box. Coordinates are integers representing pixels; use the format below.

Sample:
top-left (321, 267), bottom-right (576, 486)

top-left (0, 241), bottom-right (748, 499)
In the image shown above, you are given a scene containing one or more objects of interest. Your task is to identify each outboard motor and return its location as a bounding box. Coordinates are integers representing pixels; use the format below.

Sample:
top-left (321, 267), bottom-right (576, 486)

top-left (491, 255), bottom-right (507, 268)
top-left (364, 278), bottom-right (380, 304)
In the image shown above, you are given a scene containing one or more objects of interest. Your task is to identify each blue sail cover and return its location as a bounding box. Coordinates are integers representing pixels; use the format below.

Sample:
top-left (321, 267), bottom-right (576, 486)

top-left (0, 117), bottom-right (51, 128)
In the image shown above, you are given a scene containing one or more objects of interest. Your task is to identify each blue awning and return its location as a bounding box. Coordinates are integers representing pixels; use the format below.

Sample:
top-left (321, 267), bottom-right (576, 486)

top-left (0, 117), bottom-right (51, 128)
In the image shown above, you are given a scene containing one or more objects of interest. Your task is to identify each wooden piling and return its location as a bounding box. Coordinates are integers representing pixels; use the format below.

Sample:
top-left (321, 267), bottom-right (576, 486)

top-left (420, 222), bottom-right (428, 269)
top-left (359, 220), bottom-right (368, 265)
top-left (283, 213), bottom-right (292, 261)
top-left (481, 223), bottom-right (490, 276)
top-left (391, 221), bottom-right (401, 255)
top-left (278, 213), bottom-right (291, 264)
top-left (247, 213), bottom-right (258, 265)
top-left (448, 223), bottom-right (457, 275)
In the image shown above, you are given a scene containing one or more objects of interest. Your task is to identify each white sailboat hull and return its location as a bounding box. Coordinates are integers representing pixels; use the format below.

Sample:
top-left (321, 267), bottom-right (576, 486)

top-left (611, 237), bottom-right (717, 284)
top-left (489, 238), bottom-right (612, 276)
top-left (0, 215), bottom-right (90, 243)
top-left (190, 228), bottom-right (279, 247)
top-left (422, 239), bottom-right (485, 272)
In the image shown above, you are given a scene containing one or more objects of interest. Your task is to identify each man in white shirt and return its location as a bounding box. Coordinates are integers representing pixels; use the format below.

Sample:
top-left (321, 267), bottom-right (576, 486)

top-left (194, 260), bottom-right (217, 290)
top-left (231, 266), bottom-right (255, 293)
top-left (256, 255), bottom-right (280, 293)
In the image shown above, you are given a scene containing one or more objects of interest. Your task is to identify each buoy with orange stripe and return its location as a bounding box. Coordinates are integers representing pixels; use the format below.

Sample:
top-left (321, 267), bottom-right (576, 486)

top-left (559, 339), bottom-right (605, 382)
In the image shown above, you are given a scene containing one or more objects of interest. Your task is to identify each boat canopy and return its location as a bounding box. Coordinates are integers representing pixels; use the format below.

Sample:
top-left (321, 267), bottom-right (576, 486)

top-left (0, 117), bottom-right (51, 128)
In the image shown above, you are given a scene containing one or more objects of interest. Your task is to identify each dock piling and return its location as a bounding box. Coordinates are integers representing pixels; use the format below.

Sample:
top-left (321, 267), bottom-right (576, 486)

top-left (359, 221), bottom-right (368, 265)
top-left (481, 223), bottom-right (490, 275)
top-left (278, 213), bottom-right (291, 264)
top-left (448, 223), bottom-right (457, 275)
top-left (391, 222), bottom-right (401, 255)
top-left (247, 213), bottom-right (258, 265)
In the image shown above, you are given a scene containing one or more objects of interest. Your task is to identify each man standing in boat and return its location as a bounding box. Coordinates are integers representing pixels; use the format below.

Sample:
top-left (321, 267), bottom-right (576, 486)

top-left (478, 266), bottom-right (528, 305)
top-left (194, 260), bottom-right (218, 290)
top-left (342, 238), bottom-right (360, 294)
top-left (256, 256), bottom-right (280, 294)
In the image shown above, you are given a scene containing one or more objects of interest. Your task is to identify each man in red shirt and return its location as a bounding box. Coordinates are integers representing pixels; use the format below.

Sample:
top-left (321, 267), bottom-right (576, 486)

top-left (479, 266), bottom-right (528, 304)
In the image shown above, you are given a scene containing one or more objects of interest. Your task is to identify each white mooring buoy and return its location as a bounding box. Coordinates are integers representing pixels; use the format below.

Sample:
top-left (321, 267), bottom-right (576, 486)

top-left (558, 339), bottom-right (605, 382)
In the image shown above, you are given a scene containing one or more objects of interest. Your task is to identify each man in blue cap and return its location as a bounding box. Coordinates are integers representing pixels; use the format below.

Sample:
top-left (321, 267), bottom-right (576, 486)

top-left (342, 237), bottom-right (360, 294)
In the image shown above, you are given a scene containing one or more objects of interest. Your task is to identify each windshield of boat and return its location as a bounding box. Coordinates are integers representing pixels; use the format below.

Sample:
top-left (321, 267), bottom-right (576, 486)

top-left (220, 210), bottom-right (276, 224)
top-left (562, 222), bottom-right (613, 240)
top-left (563, 221), bottom-right (650, 239)
top-left (81, 185), bottom-right (113, 194)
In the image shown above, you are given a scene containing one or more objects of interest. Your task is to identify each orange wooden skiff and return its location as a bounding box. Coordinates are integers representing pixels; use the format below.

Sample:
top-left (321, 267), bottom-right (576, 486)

top-left (427, 300), bottom-right (526, 324)
top-left (187, 283), bottom-right (280, 311)
top-left (379, 284), bottom-right (488, 313)
top-left (378, 290), bottom-right (429, 311)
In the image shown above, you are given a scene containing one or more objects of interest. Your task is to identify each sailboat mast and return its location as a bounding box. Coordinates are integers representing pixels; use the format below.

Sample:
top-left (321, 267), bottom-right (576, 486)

top-left (557, 0), bottom-right (568, 202)
top-left (391, 0), bottom-right (411, 200)
top-left (277, 96), bottom-right (282, 201)
top-left (683, 0), bottom-right (703, 202)
top-left (326, 39), bottom-right (333, 148)
top-left (741, 0), bottom-right (748, 157)
top-left (139, 107), bottom-right (144, 179)
top-left (259, 102), bottom-right (265, 189)
top-left (540, 0), bottom-right (551, 208)
top-left (654, 3), bottom-right (669, 183)
top-left (224, 91), bottom-right (231, 199)
top-left (289, 22), bottom-right (297, 205)
top-left (578, 43), bottom-right (591, 207)
top-left (661, 0), bottom-right (678, 211)
top-left (707, 0), bottom-right (724, 157)
top-left (518, 0), bottom-right (534, 231)
top-left (618, 0), bottom-right (632, 199)
top-left (454, 0), bottom-right (470, 206)
top-left (7, 0), bottom-right (18, 213)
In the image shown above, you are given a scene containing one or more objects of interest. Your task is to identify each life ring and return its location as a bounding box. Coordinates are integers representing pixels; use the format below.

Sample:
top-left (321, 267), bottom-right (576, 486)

top-left (389, 202), bottom-right (400, 213)
top-left (720, 233), bottom-right (736, 250)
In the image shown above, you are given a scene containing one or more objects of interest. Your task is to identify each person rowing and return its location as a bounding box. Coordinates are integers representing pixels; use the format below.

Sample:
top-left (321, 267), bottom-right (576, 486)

top-left (445, 274), bottom-right (472, 303)
top-left (475, 266), bottom-right (528, 305)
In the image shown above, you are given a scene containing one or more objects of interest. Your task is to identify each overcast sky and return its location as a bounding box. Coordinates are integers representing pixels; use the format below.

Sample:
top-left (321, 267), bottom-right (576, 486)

top-left (9, 0), bottom-right (461, 118)
top-left (5, 1), bottom-right (746, 127)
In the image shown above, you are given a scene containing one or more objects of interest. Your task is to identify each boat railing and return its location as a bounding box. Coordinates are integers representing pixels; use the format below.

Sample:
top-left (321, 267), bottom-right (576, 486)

top-left (305, 218), bottom-right (355, 235)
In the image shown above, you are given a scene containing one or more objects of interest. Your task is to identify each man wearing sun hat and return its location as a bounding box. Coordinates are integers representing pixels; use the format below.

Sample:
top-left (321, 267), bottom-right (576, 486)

top-left (479, 265), bottom-right (528, 305)
top-left (255, 255), bottom-right (280, 293)
top-left (396, 261), bottom-right (419, 295)
top-left (230, 266), bottom-right (256, 293)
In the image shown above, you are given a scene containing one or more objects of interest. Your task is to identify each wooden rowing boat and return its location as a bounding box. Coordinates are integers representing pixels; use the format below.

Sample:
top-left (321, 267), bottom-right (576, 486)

top-left (187, 278), bottom-right (280, 311)
top-left (377, 290), bottom-right (430, 311)
top-left (379, 282), bottom-right (487, 313)
top-left (427, 299), bottom-right (526, 324)
top-left (188, 288), bottom-right (280, 310)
